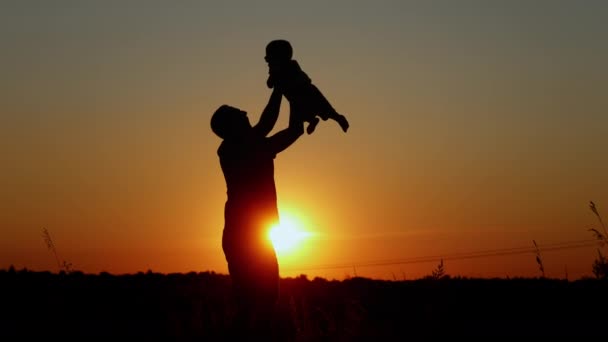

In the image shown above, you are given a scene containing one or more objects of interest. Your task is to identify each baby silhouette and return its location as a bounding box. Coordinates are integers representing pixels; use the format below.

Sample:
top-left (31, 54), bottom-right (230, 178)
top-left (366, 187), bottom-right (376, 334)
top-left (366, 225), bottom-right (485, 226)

top-left (265, 39), bottom-right (349, 134)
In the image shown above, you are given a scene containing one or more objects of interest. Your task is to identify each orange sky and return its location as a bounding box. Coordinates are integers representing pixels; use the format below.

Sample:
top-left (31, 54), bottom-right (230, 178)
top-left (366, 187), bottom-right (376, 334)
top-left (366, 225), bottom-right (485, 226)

top-left (1, 1), bottom-right (607, 280)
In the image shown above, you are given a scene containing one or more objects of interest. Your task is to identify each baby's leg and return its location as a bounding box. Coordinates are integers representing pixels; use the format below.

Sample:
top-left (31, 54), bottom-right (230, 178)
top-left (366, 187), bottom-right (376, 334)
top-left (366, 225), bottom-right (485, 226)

top-left (308, 85), bottom-right (335, 121)
top-left (330, 112), bottom-right (349, 132)
top-left (294, 100), bottom-right (321, 134)
top-left (306, 117), bottom-right (320, 135)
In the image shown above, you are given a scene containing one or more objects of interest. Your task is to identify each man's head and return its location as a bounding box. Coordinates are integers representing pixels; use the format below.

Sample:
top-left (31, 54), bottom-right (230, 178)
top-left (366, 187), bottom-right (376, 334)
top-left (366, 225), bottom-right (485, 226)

top-left (265, 39), bottom-right (293, 64)
top-left (211, 105), bottom-right (251, 140)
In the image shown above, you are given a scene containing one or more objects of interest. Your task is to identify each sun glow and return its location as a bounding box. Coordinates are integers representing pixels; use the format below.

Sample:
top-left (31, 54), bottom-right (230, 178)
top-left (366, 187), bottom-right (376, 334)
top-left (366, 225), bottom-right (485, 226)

top-left (268, 214), bottom-right (311, 255)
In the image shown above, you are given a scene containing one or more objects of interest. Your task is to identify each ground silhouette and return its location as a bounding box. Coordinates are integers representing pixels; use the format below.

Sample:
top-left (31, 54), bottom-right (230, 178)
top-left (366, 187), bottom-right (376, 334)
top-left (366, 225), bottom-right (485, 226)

top-left (2, 268), bottom-right (607, 339)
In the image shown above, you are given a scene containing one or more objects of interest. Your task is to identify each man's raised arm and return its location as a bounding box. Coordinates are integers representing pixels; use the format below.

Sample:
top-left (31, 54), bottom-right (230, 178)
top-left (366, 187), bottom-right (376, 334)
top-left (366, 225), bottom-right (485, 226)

top-left (253, 88), bottom-right (282, 137)
top-left (266, 102), bottom-right (305, 155)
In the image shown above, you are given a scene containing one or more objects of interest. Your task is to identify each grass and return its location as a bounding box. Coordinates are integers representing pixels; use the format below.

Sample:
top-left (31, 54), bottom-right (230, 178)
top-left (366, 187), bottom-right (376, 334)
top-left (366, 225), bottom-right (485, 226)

top-left (588, 201), bottom-right (608, 279)
top-left (2, 268), bottom-right (607, 339)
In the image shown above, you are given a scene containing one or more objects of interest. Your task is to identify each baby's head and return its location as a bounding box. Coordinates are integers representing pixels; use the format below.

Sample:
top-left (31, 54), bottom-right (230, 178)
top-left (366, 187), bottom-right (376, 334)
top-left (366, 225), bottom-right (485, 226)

top-left (265, 39), bottom-right (293, 64)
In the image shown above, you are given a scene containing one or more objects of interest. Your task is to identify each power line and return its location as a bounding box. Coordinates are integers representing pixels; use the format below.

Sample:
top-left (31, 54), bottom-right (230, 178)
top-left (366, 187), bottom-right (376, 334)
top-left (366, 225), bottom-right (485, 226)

top-left (282, 239), bottom-right (601, 272)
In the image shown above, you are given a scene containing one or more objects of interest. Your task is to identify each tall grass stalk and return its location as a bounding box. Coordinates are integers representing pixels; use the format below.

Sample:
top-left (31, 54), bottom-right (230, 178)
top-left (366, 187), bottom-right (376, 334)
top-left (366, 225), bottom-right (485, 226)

top-left (42, 228), bottom-right (72, 273)
top-left (533, 240), bottom-right (545, 278)
top-left (588, 201), bottom-right (608, 279)
top-left (588, 201), bottom-right (608, 246)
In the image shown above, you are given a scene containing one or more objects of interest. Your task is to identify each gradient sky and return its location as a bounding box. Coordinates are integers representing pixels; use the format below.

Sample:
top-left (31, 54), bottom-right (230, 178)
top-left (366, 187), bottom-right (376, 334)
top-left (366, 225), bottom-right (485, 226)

top-left (2, 1), bottom-right (607, 280)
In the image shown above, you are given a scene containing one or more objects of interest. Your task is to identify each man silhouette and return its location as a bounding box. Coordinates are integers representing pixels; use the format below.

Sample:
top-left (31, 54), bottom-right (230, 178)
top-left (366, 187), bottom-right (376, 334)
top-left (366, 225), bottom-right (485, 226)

top-left (211, 88), bottom-right (304, 339)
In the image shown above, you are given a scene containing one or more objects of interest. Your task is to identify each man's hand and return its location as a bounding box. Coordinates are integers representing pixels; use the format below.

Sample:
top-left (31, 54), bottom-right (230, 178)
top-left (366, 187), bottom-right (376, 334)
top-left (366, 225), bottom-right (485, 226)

top-left (253, 88), bottom-right (283, 137)
top-left (267, 101), bottom-right (305, 155)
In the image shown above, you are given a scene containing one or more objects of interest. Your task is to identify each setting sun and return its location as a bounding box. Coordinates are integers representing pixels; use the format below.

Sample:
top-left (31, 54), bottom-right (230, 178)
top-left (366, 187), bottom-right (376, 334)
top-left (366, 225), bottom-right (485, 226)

top-left (268, 214), bottom-right (311, 254)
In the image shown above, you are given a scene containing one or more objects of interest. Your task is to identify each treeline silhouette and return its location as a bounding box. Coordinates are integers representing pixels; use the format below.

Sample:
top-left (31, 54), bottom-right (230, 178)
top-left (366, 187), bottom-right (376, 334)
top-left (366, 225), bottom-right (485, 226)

top-left (1, 267), bottom-right (606, 340)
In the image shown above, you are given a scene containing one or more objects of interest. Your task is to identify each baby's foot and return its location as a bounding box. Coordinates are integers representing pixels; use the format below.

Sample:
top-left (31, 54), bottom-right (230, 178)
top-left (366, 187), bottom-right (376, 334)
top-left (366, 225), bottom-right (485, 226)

top-left (307, 117), bottom-right (320, 135)
top-left (336, 114), bottom-right (349, 132)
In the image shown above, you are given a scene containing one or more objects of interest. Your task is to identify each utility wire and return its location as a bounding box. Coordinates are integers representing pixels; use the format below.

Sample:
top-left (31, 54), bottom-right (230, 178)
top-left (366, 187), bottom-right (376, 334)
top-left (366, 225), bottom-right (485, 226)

top-left (283, 239), bottom-right (600, 272)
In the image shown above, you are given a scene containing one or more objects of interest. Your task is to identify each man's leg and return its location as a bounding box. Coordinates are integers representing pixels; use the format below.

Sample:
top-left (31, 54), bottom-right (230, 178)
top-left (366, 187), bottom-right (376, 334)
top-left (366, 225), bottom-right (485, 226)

top-left (250, 243), bottom-right (280, 339)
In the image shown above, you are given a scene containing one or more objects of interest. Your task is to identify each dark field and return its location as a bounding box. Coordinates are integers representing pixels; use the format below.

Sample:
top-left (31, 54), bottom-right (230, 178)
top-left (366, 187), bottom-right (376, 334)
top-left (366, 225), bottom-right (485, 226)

top-left (1, 268), bottom-right (606, 340)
